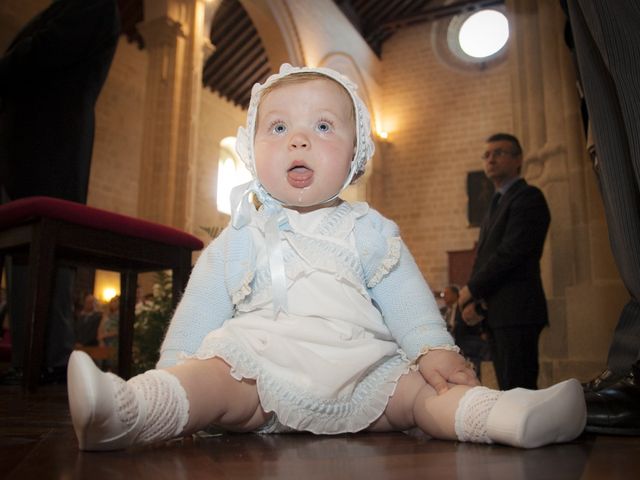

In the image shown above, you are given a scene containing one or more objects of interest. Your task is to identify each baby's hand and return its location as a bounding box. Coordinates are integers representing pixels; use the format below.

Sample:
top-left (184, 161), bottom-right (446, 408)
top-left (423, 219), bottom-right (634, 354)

top-left (417, 350), bottom-right (480, 394)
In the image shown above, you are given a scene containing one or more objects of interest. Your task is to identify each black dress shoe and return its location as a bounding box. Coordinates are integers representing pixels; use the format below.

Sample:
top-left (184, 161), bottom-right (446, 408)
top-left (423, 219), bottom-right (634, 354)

top-left (585, 362), bottom-right (640, 435)
top-left (583, 368), bottom-right (625, 391)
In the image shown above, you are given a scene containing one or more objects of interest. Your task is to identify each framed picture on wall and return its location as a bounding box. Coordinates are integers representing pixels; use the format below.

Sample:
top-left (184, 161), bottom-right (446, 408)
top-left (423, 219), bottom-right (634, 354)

top-left (466, 170), bottom-right (494, 227)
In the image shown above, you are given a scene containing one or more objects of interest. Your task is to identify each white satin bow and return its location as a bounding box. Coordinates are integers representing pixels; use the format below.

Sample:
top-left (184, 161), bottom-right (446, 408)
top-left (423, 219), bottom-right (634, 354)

top-left (230, 181), bottom-right (289, 316)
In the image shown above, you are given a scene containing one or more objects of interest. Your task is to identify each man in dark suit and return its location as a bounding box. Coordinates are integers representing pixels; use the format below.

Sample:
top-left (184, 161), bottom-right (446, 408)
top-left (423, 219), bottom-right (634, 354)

top-left (0, 0), bottom-right (120, 201)
top-left (0, 0), bottom-right (120, 383)
top-left (458, 133), bottom-right (551, 390)
top-left (563, 0), bottom-right (640, 436)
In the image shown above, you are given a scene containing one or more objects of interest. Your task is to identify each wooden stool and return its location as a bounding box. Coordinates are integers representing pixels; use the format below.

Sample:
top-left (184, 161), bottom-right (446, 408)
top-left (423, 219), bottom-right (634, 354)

top-left (0, 196), bottom-right (204, 392)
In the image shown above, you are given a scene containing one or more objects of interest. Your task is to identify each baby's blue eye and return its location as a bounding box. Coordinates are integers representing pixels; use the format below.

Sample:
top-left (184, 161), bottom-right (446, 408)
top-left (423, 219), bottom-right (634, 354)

top-left (316, 121), bottom-right (332, 133)
top-left (272, 122), bottom-right (287, 134)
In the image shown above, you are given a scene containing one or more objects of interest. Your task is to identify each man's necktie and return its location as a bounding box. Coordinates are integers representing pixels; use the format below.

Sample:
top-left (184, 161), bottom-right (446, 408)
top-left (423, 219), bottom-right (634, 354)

top-left (489, 192), bottom-right (502, 218)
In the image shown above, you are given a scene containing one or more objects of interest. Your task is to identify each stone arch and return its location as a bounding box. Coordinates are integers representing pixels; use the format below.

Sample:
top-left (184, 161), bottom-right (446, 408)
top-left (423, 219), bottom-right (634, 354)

top-left (238, 0), bottom-right (305, 69)
top-left (317, 52), bottom-right (374, 115)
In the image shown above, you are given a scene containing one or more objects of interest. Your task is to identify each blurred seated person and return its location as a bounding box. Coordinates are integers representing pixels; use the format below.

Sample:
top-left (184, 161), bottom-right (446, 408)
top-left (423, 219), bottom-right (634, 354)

top-left (440, 285), bottom-right (459, 332)
top-left (74, 294), bottom-right (101, 346)
top-left (97, 295), bottom-right (119, 369)
top-left (98, 295), bottom-right (119, 348)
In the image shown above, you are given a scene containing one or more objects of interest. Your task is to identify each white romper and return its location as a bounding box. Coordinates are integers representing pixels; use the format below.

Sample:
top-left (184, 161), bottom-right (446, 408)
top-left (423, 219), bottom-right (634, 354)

top-left (189, 203), bottom-right (412, 434)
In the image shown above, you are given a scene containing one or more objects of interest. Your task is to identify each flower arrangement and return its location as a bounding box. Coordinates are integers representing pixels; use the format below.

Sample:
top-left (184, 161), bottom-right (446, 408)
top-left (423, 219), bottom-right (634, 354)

top-left (132, 271), bottom-right (173, 375)
top-left (131, 227), bottom-right (223, 375)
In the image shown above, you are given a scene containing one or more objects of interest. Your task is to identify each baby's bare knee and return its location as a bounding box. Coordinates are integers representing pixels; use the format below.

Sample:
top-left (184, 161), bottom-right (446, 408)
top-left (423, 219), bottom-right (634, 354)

top-left (371, 372), bottom-right (435, 431)
top-left (167, 357), bottom-right (266, 431)
top-left (215, 378), bottom-right (268, 429)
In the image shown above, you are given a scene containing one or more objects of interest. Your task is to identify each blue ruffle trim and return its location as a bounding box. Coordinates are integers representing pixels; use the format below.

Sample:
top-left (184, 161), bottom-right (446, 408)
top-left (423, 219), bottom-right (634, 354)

top-left (188, 337), bottom-right (411, 434)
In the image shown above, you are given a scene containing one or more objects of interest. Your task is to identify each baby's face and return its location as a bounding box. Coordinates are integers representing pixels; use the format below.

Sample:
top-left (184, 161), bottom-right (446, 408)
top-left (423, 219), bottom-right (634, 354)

top-left (254, 78), bottom-right (356, 210)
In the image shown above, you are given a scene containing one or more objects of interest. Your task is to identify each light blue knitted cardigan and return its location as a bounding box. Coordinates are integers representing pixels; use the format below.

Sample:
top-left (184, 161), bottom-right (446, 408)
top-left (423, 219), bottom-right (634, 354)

top-left (157, 205), bottom-right (454, 369)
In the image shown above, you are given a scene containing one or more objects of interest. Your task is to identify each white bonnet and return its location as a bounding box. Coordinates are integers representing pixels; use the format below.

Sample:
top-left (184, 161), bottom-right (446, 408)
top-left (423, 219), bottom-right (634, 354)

top-left (235, 63), bottom-right (375, 204)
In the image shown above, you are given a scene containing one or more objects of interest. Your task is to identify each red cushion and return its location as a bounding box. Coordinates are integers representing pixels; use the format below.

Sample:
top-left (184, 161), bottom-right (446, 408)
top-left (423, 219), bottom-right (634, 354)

top-left (0, 196), bottom-right (204, 250)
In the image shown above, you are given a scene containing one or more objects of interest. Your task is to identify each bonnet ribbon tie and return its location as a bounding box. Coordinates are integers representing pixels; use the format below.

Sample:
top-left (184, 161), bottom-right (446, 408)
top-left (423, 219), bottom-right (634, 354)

top-left (230, 181), bottom-right (255, 229)
top-left (230, 181), bottom-right (289, 317)
top-left (264, 205), bottom-right (289, 316)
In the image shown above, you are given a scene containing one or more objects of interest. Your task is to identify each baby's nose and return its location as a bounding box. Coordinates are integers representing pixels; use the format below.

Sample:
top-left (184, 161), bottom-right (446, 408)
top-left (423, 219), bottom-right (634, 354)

top-left (289, 132), bottom-right (309, 149)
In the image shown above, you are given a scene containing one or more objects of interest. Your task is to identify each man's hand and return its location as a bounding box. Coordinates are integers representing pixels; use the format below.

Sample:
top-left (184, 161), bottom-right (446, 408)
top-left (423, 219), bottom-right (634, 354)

top-left (461, 301), bottom-right (485, 326)
top-left (458, 286), bottom-right (473, 310)
top-left (417, 350), bottom-right (479, 394)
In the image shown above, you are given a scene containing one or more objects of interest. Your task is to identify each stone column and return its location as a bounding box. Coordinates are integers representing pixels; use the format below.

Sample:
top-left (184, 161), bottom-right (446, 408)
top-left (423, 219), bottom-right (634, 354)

top-left (507, 0), bottom-right (626, 385)
top-left (137, 0), bottom-right (212, 230)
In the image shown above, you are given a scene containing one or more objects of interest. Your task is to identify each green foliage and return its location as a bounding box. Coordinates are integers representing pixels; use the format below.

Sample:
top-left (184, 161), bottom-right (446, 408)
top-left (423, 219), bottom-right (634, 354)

top-left (130, 224), bottom-right (222, 375)
top-left (132, 271), bottom-right (173, 375)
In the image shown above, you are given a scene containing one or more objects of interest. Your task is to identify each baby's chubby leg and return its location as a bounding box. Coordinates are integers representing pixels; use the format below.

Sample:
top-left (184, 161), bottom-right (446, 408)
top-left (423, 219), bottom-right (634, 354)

top-left (67, 351), bottom-right (268, 451)
top-left (368, 370), bottom-right (469, 439)
top-left (369, 371), bottom-right (586, 448)
top-left (166, 356), bottom-right (269, 433)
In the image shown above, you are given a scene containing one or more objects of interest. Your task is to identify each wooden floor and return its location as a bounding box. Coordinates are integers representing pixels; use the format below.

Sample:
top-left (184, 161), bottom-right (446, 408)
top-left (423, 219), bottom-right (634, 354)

top-left (2, 384), bottom-right (640, 480)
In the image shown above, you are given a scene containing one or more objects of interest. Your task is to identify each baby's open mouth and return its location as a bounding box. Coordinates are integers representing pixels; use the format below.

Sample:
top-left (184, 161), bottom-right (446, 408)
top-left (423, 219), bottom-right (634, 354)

top-left (287, 165), bottom-right (313, 188)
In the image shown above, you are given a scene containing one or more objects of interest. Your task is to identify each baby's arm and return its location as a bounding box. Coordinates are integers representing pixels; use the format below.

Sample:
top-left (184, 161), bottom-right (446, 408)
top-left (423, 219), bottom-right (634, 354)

top-left (369, 239), bottom-right (453, 355)
top-left (156, 231), bottom-right (235, 369)
top-left (369, 240), bottom-right (478, 392)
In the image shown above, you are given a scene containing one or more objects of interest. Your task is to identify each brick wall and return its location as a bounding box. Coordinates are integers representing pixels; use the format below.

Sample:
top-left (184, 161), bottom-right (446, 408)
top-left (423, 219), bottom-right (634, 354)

top-left (379, 22), bottom-right (513, 291)
top-left (88, 38), bottom-right (147, 216)
top-left (89, 43), bottom-right (246, 242)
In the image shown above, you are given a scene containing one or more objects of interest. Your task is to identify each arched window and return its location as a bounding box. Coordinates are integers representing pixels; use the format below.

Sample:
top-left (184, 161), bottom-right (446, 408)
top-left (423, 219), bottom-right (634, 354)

top-left (216, 137), bottom-right (252, 215)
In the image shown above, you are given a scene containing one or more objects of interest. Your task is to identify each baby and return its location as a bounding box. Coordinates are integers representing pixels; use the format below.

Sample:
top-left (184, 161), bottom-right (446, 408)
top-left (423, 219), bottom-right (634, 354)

top-left (67, 64), bottom-right (586, 450)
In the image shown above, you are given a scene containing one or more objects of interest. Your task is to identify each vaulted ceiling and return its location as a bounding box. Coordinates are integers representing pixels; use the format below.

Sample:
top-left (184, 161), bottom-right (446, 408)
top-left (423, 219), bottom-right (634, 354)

top-left (116, 0), bottom-right (503, 109)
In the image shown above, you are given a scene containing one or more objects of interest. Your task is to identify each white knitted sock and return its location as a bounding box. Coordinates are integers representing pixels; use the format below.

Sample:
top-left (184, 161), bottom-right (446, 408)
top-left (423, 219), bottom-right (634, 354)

top-left (454, 386), bottom-right (503, 444)
top-left (108, 369), bottom-right (190, 445)
top-left (106, 372), bottom-right (139, 427)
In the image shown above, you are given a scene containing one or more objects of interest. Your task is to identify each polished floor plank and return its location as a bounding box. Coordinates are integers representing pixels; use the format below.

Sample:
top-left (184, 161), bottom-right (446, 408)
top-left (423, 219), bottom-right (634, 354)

top-left (1, 384), bottom-right (639, 479)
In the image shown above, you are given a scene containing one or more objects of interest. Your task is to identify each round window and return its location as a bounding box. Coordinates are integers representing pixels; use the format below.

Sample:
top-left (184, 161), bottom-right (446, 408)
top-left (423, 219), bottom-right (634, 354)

top-left (432, 7), bottom-right (510, 71)
top-left (448, 9), bottom-right (509, 62)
